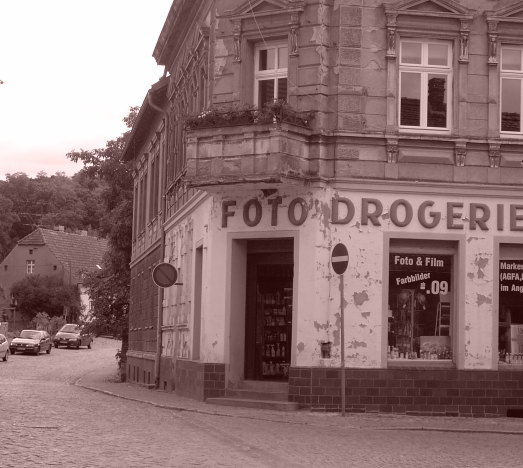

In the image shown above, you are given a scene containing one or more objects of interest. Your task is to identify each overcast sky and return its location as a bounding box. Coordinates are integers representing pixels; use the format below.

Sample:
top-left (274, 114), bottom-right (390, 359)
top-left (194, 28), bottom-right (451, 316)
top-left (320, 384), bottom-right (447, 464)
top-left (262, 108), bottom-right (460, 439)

top-left (0, 1), bottom-right (172, 180)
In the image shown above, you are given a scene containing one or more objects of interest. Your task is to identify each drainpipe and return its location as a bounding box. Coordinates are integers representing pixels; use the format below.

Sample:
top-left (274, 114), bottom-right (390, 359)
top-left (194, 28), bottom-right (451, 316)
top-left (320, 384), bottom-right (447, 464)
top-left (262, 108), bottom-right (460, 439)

top-left (148, 88), bottom-right (169, 390)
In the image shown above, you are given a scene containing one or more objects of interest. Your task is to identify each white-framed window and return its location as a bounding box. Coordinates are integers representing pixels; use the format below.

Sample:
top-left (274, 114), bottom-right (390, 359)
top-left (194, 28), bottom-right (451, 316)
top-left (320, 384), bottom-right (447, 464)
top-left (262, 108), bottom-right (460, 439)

top-left (26, 260), bottom-right (35, 274)
top-left (500, 46), bottom-right (523, 135)
top-left (254, 42), bottom-right (288, 107)
top-left (399, 39), bottom-right (452, 132)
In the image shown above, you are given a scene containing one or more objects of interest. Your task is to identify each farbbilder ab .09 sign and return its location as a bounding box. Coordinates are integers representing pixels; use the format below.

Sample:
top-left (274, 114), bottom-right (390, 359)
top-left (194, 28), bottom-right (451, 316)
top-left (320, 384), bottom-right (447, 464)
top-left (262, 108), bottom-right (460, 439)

top-left (389, 254), bottom-right (452, 294)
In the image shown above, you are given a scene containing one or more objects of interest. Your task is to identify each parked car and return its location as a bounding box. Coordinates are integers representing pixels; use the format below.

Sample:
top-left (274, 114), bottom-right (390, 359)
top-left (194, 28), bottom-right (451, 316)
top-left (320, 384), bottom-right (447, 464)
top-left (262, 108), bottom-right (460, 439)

top-left (9, 330), bottom-right (52, 355)
top-left (53, 324), bottom-right (93, 349)
top-left (0, 334), bottom-right (9, 361)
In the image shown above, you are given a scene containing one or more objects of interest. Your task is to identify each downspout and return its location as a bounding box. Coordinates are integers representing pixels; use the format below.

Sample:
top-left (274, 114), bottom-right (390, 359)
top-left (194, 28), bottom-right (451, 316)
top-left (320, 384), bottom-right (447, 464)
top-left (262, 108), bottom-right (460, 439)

top-left (148, 88), bottom-right (169, 390)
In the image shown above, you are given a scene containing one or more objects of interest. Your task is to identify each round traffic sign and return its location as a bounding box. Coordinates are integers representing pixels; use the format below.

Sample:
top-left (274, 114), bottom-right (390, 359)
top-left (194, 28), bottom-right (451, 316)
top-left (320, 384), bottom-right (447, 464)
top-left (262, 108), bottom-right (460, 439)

top-left (152, 262), bottom-right (178, 288)
top-left (331, 243), bottom-right (349, 275)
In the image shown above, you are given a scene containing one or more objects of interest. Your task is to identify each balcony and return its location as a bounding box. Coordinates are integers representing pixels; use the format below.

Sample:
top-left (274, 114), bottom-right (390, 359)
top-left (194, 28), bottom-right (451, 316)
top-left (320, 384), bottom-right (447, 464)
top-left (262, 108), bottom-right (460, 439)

top-left (184, 103), bottom-right (319, 189)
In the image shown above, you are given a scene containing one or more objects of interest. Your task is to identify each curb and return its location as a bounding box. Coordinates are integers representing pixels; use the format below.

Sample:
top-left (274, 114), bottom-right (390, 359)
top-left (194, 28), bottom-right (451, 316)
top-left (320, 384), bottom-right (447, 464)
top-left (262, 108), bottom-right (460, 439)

top-left (75, 372), bottom-right (523, 435)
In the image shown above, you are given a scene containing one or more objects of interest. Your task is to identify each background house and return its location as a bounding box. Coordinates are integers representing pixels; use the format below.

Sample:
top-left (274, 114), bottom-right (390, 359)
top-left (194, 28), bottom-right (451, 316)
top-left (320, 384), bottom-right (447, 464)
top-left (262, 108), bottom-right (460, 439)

top-left (0, 227), bottom-right (108, 327)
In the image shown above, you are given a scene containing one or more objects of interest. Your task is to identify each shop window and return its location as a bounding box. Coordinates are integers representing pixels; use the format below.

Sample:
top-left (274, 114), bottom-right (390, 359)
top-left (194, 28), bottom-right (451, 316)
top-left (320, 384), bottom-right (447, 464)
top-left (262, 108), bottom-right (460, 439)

top-left (254, 42), bottom-right (288, 107)
top-left (388, 252), bottom-right (453, 361)
top-left (26, 260), bottom-right (35, 274)
top-left (399, 40), bottom-right (452, 131)
top-left (498, 248), bottom-right (523, 363)
top-left (500, 47), bottom-right (523, 134)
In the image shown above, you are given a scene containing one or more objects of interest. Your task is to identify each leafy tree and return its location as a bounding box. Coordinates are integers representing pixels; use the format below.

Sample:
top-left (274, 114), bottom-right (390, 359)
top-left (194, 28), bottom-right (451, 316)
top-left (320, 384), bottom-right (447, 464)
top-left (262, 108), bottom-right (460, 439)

top-left (10, 275), bottom-right (81, 321)
top-left (66, 106), bottom-right (139, 379)
top-left (0, 194), bottom-right (19, 260)
top-left (29, 312), bottom-right (66, 336)
top-left (0, 171), bottom-right (106, 262)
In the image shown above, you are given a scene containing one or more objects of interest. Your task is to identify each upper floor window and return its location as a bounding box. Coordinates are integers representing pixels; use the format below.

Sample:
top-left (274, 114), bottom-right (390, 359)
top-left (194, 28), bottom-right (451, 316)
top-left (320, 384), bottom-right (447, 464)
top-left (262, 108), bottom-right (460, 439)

top-left (501, 47), bottom-right (523, 134)
top-left (26, 260), bottom-right (35, 274)
top-left (399, 40), bottom-right (452, 132)
top-left (254, 42), bottom-right (288, 107)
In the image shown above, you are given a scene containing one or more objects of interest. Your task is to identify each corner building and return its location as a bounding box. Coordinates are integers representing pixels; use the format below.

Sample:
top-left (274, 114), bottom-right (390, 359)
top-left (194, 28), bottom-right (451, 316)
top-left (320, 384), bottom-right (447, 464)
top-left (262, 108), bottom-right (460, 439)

top-left (124, 0), bottom-right (523, 417)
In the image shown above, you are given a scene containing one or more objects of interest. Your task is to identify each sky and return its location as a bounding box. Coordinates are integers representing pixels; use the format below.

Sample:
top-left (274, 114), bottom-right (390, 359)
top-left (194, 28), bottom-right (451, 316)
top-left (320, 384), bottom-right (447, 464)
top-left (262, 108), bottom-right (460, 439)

top-left (0, 0), bottom-right (173, 180)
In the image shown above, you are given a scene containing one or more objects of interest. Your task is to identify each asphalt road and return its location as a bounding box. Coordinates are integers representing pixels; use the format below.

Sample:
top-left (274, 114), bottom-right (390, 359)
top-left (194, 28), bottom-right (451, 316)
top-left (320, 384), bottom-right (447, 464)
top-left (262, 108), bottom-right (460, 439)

top-left (1, 338), bottom-right (522, 468)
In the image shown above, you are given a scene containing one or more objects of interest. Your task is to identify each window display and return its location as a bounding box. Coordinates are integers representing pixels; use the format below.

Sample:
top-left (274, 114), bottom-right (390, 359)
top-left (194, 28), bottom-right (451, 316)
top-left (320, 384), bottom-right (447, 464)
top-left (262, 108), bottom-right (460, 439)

top-left (498, 259), bottom-right (523, 363)
top-left (388, 253), bottom-right (452, 360)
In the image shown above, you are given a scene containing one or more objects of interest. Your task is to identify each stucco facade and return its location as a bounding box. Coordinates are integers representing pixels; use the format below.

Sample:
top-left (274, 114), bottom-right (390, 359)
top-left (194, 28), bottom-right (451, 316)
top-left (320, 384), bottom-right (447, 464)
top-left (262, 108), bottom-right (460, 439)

top-left (124, 0), bottom-right (523, 416)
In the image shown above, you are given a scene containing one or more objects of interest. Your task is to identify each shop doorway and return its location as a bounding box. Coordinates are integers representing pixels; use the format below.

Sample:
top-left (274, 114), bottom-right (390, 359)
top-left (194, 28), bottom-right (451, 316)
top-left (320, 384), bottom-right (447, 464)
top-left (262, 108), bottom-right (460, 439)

top-left (244, 239), bottom-right (293, 381)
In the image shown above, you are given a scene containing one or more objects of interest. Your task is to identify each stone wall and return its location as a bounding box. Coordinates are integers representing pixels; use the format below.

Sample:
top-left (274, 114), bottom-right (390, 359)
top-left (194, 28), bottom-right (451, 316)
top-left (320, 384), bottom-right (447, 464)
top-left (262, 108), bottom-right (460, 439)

top-left (289, 367), bottom-right (523, 417)
top-left (175, 360), bottom-right (226, 401)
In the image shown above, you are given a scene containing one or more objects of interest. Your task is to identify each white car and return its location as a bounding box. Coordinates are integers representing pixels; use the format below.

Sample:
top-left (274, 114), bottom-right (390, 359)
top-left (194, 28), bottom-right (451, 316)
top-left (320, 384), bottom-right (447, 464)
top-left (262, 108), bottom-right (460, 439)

top-left (0, 334), bottom-right (10, 361)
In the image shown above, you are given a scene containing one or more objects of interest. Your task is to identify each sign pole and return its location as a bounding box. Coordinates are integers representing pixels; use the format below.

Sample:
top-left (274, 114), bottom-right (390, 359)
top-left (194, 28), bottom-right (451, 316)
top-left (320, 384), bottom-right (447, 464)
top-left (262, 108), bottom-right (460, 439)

top-left (340, 273), bottom-right (346, 417)
top-left (331, 243), bottom-right (348, 418)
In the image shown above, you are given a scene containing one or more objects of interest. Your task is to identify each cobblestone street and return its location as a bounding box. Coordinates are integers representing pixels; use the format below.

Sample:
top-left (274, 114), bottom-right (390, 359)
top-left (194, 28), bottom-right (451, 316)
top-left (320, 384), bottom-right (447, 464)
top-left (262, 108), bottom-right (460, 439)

top-left (1, 338), bottom-right (523, 467)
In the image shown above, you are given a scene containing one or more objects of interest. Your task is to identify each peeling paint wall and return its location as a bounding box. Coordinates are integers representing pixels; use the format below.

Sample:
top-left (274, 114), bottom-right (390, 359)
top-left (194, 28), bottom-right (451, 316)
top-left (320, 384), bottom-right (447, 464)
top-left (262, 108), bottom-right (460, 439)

top-left (197, 186), bottom-right (521, 372)
top-left (463, 236), bottom-right (493, 369)
top-left (310, 1), bottom-right (331, 84)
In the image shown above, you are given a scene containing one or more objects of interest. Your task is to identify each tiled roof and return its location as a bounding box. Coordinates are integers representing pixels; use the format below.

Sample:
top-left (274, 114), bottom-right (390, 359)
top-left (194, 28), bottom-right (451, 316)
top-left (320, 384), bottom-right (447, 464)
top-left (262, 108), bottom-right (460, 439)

top-left (18, 229), bottom-right (108, 282)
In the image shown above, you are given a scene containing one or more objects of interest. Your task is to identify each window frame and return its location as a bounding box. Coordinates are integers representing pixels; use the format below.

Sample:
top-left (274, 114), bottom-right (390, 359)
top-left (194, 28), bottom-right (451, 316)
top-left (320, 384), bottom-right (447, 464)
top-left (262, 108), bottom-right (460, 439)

top-left (398, 39), bottom-right (453, 134)
top-left (254, 41), bottom-right (289, 107)
top-left (26, 260), bottom-right (35, 274)
top-left (500, 45), bottom-right (523, 137)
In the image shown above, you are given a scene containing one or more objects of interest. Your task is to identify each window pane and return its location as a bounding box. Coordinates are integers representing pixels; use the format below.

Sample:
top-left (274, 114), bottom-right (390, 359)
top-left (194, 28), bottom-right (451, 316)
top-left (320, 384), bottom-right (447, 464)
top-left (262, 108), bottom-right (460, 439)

top-left (400, 72), bottom-right (421, 126)
top-left (258, 79), bottom-right (275, 106)
top-left (401, 42), bottom-right (422, 64)
top-left (428, 44), bottom-right (448, 66)
top-left (501, 78), bottom-right (521, 132)
top-left (502, 49), bottom-right (522, 71)
top-left (259, 48), bottom-right (275, 71)
top-left (278, 47), bottom-right (288, 69)
top-left (427, 74), bottom-right (447, 128)
top-left (277, 78), bottom-right (287, 101)
top-left (388, 254), bottom-right (453, 361)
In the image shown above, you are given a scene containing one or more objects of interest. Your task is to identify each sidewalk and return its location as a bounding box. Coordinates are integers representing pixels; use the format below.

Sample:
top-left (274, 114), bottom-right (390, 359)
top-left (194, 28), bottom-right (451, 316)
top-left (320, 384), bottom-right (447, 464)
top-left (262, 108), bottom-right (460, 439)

top-left (76, 362), bottom-right (523, 435)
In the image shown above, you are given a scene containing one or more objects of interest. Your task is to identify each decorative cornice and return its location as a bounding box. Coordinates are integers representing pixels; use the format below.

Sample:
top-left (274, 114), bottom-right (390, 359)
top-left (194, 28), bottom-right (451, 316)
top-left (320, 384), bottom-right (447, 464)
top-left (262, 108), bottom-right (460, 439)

top-left (221, 0), bottom-right (305, 20)
top-left (383, 0), bottom-right (473, 21)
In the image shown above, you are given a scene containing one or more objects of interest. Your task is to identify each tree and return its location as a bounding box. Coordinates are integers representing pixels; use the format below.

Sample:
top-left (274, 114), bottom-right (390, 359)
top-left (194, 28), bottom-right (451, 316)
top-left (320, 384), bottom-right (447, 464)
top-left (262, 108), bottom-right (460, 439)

top-left (0, 171), bottom-right (106, 262)
top-left (0, 194), bottom-right (20, 260)
top-left (10, 275), bottom-right (81, 321)
top-left (66, 106), bottom-right (139, 380)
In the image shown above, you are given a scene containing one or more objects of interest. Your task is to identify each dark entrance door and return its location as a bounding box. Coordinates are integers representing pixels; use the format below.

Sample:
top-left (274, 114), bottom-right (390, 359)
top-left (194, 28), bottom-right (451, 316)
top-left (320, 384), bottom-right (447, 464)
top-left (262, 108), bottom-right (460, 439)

top-left (244, 239), bottom-right (293, 381)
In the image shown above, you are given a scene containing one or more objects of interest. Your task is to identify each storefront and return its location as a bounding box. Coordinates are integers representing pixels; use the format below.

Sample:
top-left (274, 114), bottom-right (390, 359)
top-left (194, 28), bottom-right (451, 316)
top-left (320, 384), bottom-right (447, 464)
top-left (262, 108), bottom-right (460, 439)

top-left (211, 184), bottom-right (523, 416)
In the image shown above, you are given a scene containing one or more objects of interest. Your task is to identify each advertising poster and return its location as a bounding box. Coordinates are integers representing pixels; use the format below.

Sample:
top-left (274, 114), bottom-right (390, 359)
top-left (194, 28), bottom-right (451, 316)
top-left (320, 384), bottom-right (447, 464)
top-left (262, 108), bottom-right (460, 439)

top-left (389, 254), bottom-right (452, 295)
top-left (499, 260), bottom-right (523, 305)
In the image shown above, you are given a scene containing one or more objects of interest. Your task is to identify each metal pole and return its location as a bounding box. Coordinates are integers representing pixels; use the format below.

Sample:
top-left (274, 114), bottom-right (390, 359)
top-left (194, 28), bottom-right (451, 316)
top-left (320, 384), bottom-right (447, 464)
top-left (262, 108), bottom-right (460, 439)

top-left (340, 273), bottom-right (346, 417)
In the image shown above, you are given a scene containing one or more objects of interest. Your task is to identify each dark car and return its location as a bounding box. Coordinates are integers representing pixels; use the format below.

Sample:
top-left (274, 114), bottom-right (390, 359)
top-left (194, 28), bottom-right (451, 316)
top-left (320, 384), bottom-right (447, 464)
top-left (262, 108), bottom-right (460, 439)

top-left (10, 330), bottom-right (52, 355)
top-left (53, 324), bottom-right (93, 349)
